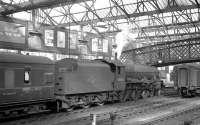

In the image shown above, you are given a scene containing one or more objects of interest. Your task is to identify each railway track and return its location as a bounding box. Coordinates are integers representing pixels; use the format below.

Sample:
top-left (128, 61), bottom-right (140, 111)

top-left (140, 102), bottom-right (200, 125)
top-left (58, 98), bottom-right (200, 125)
top-left (111, 98), bottom-right (200, 125)
top-left (0, 110), bottom-right (51, 123)
top-left (161, 87), bottom-right (179, 97)
top-left (144, 107), bottom-right (200, 125)
top-left (5, 96), bottom-right (199, 125)
top-left (54, 97), bottom-right (184, 125)
top-left (0, 94), bottom-right (175, 123)
top-left (93, 99), bottom-right (183, 125)
top-left (1, 97), bottom-right (178, 125)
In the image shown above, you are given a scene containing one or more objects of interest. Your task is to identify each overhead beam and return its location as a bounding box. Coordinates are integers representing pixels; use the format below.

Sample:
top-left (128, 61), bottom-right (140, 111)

top-left (58, 4), bottom-right (198, 27)
top-left (139, 21), bottom-right (200, 30)
top-left (0, 0), bottom-right (90, 15)
top-left (100, 29), bottom-right (122, 36)
top-left (99, 30), bottom-right (200, 39)
top-left (96, 18), bottom-right (200, 36)
top-left (136, 31), bottom-right (200, 40)
top-left (110, 0), bottom-right (130, 18)
top-left (123, 36), bottom-right (200, 54)
top-left (83, 2), bottom-right (103, 22)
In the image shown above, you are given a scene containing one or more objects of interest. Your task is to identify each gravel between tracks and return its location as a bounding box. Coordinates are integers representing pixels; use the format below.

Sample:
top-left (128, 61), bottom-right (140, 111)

top-left (1, 96), bottom-right (197, 125)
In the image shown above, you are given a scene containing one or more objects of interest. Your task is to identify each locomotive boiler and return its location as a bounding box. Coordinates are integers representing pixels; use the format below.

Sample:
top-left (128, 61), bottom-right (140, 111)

top-left (123, 63), bottom-right (161, 100)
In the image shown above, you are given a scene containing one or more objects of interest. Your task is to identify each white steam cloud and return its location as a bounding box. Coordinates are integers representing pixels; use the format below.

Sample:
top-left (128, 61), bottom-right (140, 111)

top-left (115, 25), bottom-right (137, 59)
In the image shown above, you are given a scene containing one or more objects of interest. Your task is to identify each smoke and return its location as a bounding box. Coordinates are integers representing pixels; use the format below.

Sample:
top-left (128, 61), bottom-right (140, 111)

top-left (115, 25), bottom-right (137, 59)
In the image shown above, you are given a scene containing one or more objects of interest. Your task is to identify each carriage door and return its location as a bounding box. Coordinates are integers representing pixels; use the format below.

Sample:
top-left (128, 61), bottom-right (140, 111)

top-left (178, 68), bottom-right (188, 87)
top-left (190, 69), bottom-right (197, 87)
top-left (5, 68), bottom-right (14, 89)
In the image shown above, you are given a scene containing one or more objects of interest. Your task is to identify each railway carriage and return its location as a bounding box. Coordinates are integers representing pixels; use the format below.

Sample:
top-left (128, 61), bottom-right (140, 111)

top-left (173, 64), bottom-right (200, 97)
top-left (0, 52), bottom-right (55, 116)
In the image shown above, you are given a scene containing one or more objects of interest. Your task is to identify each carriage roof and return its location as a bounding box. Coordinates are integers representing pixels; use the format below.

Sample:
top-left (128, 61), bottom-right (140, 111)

top-left (0, 52), bottom-right (54, 64)
top-left (174, 63), bottom-right (200, 70)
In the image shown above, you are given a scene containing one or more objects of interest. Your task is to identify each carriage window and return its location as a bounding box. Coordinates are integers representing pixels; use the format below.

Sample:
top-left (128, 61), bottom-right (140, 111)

top-left (24, 67), bottom-right (31, 84)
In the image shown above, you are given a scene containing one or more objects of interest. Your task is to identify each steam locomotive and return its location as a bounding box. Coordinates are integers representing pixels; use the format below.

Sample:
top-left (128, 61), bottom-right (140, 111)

top-left (0, 52), bottom-right (161, 117)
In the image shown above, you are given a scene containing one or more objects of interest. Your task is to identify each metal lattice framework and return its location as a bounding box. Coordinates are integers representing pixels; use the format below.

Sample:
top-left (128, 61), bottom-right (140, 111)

top-left (0, 0), bottom-right (199, 38)
top-left (0, 0), bottom-right (200, 65)
top-left (0, 0), bottom-right (90, 15)
top-left (121, 37), bottom-right (200, 66)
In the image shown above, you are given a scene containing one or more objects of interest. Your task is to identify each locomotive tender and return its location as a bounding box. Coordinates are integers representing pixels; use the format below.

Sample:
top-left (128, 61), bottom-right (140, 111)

top-left (0, 52), bottom-right (161, 116)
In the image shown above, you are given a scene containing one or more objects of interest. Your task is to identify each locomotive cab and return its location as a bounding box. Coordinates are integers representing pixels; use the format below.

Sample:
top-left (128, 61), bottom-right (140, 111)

top-left (109, 60), bottom-right (126, 91)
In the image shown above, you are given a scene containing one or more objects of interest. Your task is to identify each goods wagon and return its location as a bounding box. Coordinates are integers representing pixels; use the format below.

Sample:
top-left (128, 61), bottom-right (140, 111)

top-left (173, 64), bottom-right (200, 97)
top-left (0, 52), bottom-right (55, 116)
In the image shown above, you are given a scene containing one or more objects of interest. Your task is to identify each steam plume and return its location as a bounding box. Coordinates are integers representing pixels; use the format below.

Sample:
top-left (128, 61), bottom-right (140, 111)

top-left (115, 25), bottom-right (137, 59)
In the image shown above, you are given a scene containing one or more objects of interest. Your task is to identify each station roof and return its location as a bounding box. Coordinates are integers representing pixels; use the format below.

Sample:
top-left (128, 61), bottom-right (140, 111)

top-left (0, 0), bottom-right (199, 46)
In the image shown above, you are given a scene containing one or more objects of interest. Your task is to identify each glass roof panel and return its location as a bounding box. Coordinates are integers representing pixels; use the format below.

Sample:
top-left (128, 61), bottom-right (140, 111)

top-left (0, 0), bottom-right (198, 44)
top-left (71, 4), bottom-right (86, 13)
top-left (94, 0), bottom-right (111, 9)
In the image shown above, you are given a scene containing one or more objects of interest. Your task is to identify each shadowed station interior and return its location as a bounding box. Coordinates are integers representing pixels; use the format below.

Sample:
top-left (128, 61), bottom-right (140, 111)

top-left (0, 0), bottom-right (200, 125)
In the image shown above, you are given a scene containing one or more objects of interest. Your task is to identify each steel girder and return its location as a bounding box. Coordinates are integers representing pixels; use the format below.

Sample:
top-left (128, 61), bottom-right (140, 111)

top-left (1, 0), bottom-right (199, 39)
top-left (135, 9), bottom-right (200, 44)
top-left (0, 0), bottom-right (90, 15)
top-left (55, 2), bottom-right (198, 27)
top-left (121, 37), bottom-right (200, 67)
top-left (28, 0), bottom-right (200, 40)
top-left (0, 0), bottom-right (199, 44)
